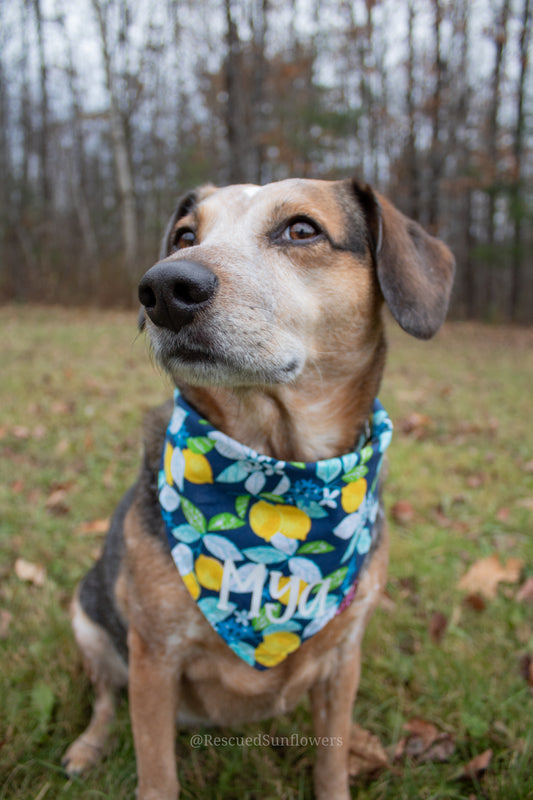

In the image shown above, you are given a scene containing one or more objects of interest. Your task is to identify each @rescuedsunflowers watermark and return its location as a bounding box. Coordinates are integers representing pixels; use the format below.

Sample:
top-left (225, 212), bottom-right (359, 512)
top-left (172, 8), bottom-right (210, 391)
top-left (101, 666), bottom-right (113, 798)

top-left (190, 733), bottom-right (343, 749)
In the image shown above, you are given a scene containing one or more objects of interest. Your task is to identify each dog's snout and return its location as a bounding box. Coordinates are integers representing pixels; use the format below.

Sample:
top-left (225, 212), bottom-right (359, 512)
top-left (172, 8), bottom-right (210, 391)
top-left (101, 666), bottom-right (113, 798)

top-left (138, 259), bottom-right (218, 331)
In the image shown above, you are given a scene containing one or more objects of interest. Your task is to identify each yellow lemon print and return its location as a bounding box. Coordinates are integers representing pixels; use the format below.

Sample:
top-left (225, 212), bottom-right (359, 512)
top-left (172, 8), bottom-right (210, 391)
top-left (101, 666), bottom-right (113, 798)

top-left (254, 631), bottom-right (301, 668)
top-left (341, 478), bottom-right (367, 513)
top-left (249, 500), bottom-right (283, 541)
top-left (195, 554), bottom-right (224, 591)
top-left (278, 505), bottom-right (312, 540)
top-left (164, 441), bottom-right (174, 485)
top-left (183, 449), bottom-right (213, 484)
top-left (276, 575), bottom-right (307, 606)
top-left (182, 571), bottom-right (200, 600)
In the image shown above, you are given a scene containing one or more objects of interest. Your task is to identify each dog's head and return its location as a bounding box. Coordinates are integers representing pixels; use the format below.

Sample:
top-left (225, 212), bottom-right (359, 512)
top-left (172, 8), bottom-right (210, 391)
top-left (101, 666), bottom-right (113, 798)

top-left (139, 178), bottom-right (454, 388)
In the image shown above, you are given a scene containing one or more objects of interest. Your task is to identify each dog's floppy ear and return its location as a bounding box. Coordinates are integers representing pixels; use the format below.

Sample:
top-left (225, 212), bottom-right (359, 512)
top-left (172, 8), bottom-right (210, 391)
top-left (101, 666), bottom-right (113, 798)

top-left (353, 181), bottom-right (455, 340)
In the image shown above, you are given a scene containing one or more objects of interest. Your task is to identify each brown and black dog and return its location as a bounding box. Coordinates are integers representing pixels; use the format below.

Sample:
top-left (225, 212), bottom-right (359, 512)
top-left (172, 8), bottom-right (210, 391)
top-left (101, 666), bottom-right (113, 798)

top-left (63, 178), bottom-right (454, 799)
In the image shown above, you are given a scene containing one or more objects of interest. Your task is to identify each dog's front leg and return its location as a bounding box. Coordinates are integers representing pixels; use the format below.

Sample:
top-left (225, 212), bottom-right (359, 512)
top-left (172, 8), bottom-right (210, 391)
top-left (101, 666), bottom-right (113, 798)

top-left (309, 646), bottom-right (362, 800)
top-left (128, 626), bottom-right (180, 800)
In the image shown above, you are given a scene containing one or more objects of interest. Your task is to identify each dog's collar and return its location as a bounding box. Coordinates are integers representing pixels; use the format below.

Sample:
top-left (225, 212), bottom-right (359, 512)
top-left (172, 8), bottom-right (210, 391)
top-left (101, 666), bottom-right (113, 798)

top-left (159, 389), bottom-right (393, 670)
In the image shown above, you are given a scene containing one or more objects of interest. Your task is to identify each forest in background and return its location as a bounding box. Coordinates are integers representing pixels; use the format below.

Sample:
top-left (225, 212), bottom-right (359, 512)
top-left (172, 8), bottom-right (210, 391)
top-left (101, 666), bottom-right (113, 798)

top-left (0, 0), bottom-right (531, 321)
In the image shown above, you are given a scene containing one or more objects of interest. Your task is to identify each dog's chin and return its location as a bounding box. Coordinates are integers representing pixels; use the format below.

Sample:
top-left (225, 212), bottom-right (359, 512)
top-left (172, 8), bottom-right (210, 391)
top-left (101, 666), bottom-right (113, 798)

top-left (148, 335), bottom-right (303, 388)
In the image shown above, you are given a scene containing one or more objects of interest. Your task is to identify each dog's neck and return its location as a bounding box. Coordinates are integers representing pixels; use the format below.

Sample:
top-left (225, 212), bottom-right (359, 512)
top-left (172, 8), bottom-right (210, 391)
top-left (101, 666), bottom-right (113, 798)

top-left (177, 336), bottom-right (387, 463)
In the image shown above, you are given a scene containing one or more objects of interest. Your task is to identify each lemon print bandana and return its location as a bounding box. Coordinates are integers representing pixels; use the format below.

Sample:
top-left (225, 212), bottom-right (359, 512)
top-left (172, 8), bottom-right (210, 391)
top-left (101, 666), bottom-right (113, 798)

top-left (159, 389), bottom-right (393, 670)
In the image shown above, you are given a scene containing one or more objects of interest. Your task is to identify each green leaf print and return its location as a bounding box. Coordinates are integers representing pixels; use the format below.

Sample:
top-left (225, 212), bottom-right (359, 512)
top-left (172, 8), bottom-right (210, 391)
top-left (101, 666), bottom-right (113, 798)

top-left (252, 604), bottom-right (282, 631)
top-left (207, 513), bottom-right (246, 531)
top-left (297, 540), bottom-right (336, 555)
top-left (342, 465), bottom-right (368, 483)
top-left (186, 436), bottom-right (215, 455)
top-left (323, 566), bottom-right (348, 591)
top-left (258, 492), bottom-right (285, 503)
top-left (181, 497), bottom-right (207, 533)
top-left (235, 494), bottom-right (251, 519)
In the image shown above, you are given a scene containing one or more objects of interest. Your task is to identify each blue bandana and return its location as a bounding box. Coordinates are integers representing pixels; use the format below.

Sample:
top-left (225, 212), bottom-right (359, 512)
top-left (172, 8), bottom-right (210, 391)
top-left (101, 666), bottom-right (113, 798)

top-left (159, 390), bottom-right (392, 670)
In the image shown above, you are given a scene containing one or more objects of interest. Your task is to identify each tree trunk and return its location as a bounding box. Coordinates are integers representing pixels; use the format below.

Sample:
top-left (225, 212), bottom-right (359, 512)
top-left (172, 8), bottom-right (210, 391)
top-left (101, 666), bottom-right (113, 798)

top-left (428, 0), bottom-right (444, 233)
top-left (32, 0), bottom-right (51, 207)
top-left (510, 0), bottom-right (531, 320)
top-left (486, 0), bottom-right (511, 312)
top-left (91, 0), bottom-right (139, 278)
top-left (405, 0), bottom-right (420, 221)
top-left (224, 0), bottom-right (249, 183)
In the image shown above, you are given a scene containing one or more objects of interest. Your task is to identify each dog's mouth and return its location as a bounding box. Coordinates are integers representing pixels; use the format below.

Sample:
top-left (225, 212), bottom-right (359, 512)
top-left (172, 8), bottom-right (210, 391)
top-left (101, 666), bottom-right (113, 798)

top-left (144, 319), bottom-right (303, 387)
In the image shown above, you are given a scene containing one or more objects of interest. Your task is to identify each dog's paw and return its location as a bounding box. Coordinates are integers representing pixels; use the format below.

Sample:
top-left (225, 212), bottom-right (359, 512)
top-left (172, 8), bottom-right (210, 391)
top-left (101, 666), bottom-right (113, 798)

top-left (62, 735), bottom-right (104, 776)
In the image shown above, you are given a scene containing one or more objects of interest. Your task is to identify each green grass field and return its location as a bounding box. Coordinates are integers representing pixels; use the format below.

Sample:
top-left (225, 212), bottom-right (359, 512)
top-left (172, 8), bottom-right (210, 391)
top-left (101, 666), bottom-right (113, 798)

top-left (1, 306), bottom-right (532, 800)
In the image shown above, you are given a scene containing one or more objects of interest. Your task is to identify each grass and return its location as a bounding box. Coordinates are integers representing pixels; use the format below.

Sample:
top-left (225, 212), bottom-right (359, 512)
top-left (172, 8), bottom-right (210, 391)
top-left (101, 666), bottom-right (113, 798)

top-left (0, 306), bottom-right (532, 799)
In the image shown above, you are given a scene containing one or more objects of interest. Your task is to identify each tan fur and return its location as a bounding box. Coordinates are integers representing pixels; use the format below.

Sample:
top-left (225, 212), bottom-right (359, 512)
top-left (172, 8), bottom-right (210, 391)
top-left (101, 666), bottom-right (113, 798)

top-left (64, 177), bottom-right (454, 800)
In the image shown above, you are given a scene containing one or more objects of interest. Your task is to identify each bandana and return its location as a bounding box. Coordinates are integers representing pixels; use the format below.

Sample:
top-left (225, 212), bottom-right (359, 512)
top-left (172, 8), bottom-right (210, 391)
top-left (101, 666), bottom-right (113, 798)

top-left (159, 390), bottom-right (392, 670)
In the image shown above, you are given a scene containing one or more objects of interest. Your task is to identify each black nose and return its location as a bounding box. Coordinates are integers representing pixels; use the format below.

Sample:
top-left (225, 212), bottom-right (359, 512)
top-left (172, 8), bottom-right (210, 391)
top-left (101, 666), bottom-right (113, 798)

top-left (138, 259), bottom-right (218, 331)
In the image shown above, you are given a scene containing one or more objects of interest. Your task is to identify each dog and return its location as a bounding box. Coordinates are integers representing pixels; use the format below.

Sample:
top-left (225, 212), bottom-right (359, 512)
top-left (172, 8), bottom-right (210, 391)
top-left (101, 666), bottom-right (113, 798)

top-left (62, 177), bottom-right (454, 800)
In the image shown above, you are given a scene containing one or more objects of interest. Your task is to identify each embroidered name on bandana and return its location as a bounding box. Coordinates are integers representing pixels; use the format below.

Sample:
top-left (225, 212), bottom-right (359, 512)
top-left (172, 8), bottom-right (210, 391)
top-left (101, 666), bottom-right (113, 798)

top-left (159, 390), bottom-right (392, 670)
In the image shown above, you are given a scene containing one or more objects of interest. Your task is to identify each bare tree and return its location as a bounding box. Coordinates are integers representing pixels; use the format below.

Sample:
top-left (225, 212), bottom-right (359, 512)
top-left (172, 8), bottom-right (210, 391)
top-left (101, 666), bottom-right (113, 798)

top-left (32, 0), bottom-right (51, 207)
top-left (510, 0), bottom-right (532, 320)
top-left (91, 0), bottom-right (139, 277)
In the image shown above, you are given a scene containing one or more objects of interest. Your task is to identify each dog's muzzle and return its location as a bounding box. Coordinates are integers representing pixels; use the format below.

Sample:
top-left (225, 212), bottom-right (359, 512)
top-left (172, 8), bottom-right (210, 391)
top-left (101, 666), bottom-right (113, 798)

top-left (138, 259), bottom-right (218, 331)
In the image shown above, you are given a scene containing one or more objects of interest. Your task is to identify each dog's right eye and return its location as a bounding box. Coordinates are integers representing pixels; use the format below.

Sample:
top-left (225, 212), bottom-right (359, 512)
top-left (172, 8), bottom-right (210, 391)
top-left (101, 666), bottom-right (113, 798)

top-left (170, 228), bottom-right (196, 252)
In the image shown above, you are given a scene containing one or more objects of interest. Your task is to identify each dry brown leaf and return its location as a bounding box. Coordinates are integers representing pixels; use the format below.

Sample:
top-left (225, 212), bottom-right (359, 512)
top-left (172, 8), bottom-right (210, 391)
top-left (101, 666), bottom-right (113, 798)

top-left (429, 611), bottom-right (448, 644)
top-left (391, 500), bottom-right (415, 525)
top-left (403, 718), bottom-right (440, 750)
top-left (399, 412), bottom-right (431, 438)
top-left (419, 735), bottom-right (456, 764)
top-left (457, 748), bottom-right (493, 780)
top-left (516, 497), bottom-right (533, 510)
top-left (348, 723), bottom-right (388, 777)
top-left (463, 593), bottom-right (487, 612)
top-left (517, 577), bottom-right (533, 603)
top-left (394, 718), bottom-right (456, 765)
top-left (14, 558), bottom-right (46, 586)
top-left (519, 654), bottom-right (533, 689)
top-left (516, 577), bottom-right (533, 603)
top-left (0, 609), bottom-right (13, 639)
top-left (45, 488), bottom-right (70, 514)
top-left (458, 554), bottom-right (524, 599)
top-left (496, 506), bottom-right (510, 522)
top-left (77, 518), bottom-right (110, 535)
top-left (522, 459), bottom-right (533, 473)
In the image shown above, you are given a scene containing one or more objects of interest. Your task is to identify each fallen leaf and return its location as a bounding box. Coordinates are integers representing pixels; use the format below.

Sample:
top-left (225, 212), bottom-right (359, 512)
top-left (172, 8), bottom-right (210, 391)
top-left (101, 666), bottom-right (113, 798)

top-left (0, 609), bottom-right (13, 639)
top-left (419, 735), bottom-right (456, 764)
top-left (522, 459), bottom-right (533, 473)
top-left (45, 488), bottom-right (70, 515)
top-left (12, 425), bottom-right (30, 439)
top-left (463, 593), bottom-right (487, 612)
top-left (458, 554), bottom-right (524, 599)
top-left (32, 424), bottom-right (47, 440)
top-left (348, 723), bottom-right (388, 777)
top-left (403, 718), bottom-right (440, 751)
top-left (393, 718), bottom-right (455, 765)
top-left (457, 748), bottom-right (493, 780)
top-left (466, 473), bottom-right (485, 489)
top-left (391, 500), bottom-right (415, 525)
top-left (519, 654), bottom-right (533, 689)
top-left (77, 518), bottom-right (110, 535)
top-left (516, 497), bottom-right (533, 510)
top-left (429, 611), bottom-right (448, 644)
top-left (399, 413), bottom-right (431, 439)
top-left (496, 506), bottom-right (510, 522)
top-left (14, 558), bottom-right (46, 586)
top-left (517, 577), bottom-right (533, 603)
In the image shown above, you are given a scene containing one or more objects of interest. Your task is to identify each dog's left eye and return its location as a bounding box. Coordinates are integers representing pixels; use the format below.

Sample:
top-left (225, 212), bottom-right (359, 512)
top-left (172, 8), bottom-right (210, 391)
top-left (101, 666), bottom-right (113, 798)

top-left (171, 228), bottom-right (196, 252)
top-left (282, 218), bottom-right (322, 242)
